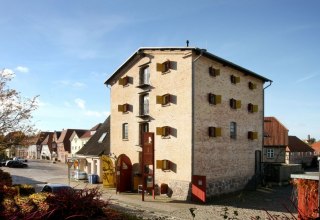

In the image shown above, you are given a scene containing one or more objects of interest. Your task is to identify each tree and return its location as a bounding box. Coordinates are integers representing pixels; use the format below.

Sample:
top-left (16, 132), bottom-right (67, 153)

top-left (0, 69), bottom-right (38, 150)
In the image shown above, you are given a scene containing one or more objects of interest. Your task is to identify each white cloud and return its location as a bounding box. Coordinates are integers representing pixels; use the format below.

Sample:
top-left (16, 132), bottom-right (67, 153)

top-left (15, 66), bottom-right (29, 73)
top-left (85, 110), bottom-right (110, 117)
top-left (73, 82), bottom-right (86, 88)
top-left (74, 98), bottom-right (86, 109)
top-left (55, 80), bottom-right (86, 88)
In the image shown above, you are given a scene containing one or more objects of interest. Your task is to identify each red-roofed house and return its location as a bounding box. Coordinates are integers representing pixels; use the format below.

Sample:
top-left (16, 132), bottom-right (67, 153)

top-left (263, 117), bottom-right (289, 163)
top-left (311, 141), bottom-right (320, 156)
top-left (286, 136), bottom-right (314, 166)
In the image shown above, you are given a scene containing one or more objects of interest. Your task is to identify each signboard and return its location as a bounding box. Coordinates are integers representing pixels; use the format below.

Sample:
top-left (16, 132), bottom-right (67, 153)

top-left (141, 132), bottom-right (155, 201)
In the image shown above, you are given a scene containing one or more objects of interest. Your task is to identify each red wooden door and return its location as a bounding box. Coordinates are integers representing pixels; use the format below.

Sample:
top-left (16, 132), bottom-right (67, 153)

top-left (192, 175), bottom-right (206, 203)
top-left (116, 154), bottom-right (132, 192)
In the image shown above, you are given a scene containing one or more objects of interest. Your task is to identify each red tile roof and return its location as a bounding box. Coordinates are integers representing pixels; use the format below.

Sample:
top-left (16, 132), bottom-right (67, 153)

top-left (311, 141), bottom-right (320, 153)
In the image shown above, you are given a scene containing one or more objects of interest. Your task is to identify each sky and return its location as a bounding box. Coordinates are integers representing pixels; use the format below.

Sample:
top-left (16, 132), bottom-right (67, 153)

top-left (0, 0), bottom-right (319, 140)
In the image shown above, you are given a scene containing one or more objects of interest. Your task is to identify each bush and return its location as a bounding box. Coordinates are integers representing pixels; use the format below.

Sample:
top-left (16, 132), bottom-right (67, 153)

top-left (0, 169), bottom-right (12, 186)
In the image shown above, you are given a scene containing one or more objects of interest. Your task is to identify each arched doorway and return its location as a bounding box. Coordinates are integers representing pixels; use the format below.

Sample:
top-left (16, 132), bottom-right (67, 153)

top-left (116, 154), bottom-right (132, 192)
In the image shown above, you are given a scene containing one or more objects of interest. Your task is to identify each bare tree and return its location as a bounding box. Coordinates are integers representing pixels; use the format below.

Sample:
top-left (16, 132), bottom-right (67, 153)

top-left (0, 69), bottom-right (38, 150)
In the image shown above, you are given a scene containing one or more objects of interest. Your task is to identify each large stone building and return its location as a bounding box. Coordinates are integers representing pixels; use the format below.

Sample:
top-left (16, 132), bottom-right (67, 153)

top-left (105, 47), bottom-right (271, 200)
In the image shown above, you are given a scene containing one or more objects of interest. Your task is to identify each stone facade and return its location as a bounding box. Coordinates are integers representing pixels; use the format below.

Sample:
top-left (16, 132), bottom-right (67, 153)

top-left (106, 47), bottom-right (270, 200)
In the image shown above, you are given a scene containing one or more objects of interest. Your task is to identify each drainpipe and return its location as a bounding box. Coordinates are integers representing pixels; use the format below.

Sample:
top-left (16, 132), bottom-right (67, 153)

top-left (262, 80), bottom-right (273, 185)
top-left (191, 49), bottom-right (205, 183)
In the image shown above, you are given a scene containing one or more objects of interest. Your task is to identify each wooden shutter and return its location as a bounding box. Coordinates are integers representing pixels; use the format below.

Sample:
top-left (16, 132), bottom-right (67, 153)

top-left (156, 127), bottom-right (163, 135)
top-left (123, 104), bottom-right (128, 112)
top-left (209, 67), bottom-right (219, 76)
top-left (215, 95), bottom-right (222, 104)
top-left (236, 100), bottom-right (241, 109)
top-left (253, 132), bottom-right (258, 139)
top-left (118, 104), bottom-right (124, 112)
top-left (156, 63), bottom-right (164, 72)
top-left (162, 160), bottom-right (170, 170)
top-left (156, 96), bottom-right (163, 104)
top-left (163, 126), bottom-right (171, 136)
top-left (253, 105), bottom-right (258, 112)
top-left (118, 78), bottom-right (124, 85)
top-left (235, 76), bottom-right (240, 83)
top-left (156, 160), bottom-right (162, 169)
top-left (164, 61), bottom-right (171, 72)
top-left (215, 127), bottom-right (222, 137)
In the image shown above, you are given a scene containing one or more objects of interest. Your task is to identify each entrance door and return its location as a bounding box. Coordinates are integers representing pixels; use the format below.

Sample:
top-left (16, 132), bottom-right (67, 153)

top-left (116, 154), bottom-right (132, 192)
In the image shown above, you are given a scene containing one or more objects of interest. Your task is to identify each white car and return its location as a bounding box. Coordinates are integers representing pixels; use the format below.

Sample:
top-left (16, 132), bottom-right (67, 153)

top-left (13, 157), bottom-right (28, 162)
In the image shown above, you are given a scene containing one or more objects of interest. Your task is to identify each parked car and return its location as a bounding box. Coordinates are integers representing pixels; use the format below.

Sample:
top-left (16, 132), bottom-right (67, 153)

top-left (6, 160), bottom-right (28, 168)
top-left (41, 184), bottom-right (74, 193)
top-left (13, 157), bottom-right (28, 162)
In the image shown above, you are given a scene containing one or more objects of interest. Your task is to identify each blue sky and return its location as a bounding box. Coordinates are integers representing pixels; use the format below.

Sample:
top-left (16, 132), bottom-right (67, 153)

top-left (0, 0), bottom-right (319, 140)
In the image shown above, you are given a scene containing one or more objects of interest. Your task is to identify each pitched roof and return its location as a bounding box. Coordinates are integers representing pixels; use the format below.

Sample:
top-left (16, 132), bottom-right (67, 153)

top-left (287, 136), bottom-right (315, 152)
top-left (104, 47), bottom-right (272, 86)
top-left (264, 117), bottom-right (289, 146)
top-left (311, 141), bottom-right (320, 152)
top-left (76, 116), bottom-right (110, 156)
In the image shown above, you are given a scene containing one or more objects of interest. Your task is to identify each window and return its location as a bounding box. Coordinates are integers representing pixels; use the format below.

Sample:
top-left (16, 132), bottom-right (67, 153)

top-left (98, 132), bottom-right (107, 143)
top-left (208, 127), bottom-right (222, 137)
top-left (140, 94), bottom-right (149, 115)
top-left (208, 93), bottom-right (221, 105)
top-left (230, 75), bottom-right (240, 84)
top-left (247, 103), bottom-right (258, 113)
top-left (248, 81), bottom-right (257, 90)
top-left (230, 98), bottom-right (241, 109)
top-left (122, 123), bottom-right (128, 140)
top-left (156, 160), bottom-right (171, 170)
top-left (157, 60), bottom-right (172, 73)
top-left (267, 149), bottom-right (274, 158)
top-left (156, 94), bottom-right (171, 106)
top-left (140, 66), bottom-right (150, 85)
top-left (209, 67), bottom-right (220, 77)
top-left (156, 126), bottom-right (171, 137)
top-left (230, 122), bottom-right (237, 139)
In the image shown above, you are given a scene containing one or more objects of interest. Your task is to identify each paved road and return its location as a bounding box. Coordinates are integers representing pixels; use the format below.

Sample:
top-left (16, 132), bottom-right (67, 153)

top-left (1, 160), bottom-right (299, 219)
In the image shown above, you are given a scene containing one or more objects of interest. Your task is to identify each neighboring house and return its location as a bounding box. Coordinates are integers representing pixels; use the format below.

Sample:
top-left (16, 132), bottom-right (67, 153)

top-left (76, 117), bottom-right (111, 184)
top-left (105, 47), bottom-right (271, 200)
top-left (57, 129), bottom-right (87, 163)
top-left (70, 123), bottom-right (101, 157)
top-left (286, 136), bottom-right (315, 166)
top-left (311, 141), bottom-right (320, 156)
top-left (263, 117), bottom-right (289, 163)
top-left (28, 132), bottom-right (51, 159)
top-left (70, 130), bottom-right (88, 158)
top-left (40, 133), bottom-right (54, 160)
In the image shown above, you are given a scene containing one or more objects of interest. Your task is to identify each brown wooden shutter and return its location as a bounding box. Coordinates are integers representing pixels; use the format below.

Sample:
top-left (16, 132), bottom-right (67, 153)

top-left (215, 95), bottom-right (222, 104)
top-left (236, 100), bottom-right (241, 109)
top-left (253, 105), bottom-right (258, 112)
top-left (123, 104), bottom-right (128, 112)
top-left (118, 78), bottom-right (124, 85)
top-left (253, 132), bottom-right (258, 139)
top-left (156, 96), bottom-right (163, 104)
top-left (156, 127), bottom-right (163, 135)
top-left (156, 160), bottom-right (162, 169)
top-left (156, 63), bottom-right (164, 72)
top-left (163, 126), bottom-right (171, 136)
top-left (162, 160), bottom-right (171, 170)
top-left (215, 69), bottom-right (220, 76)
top-left (215, 127), bottom-right (222, 137)
top-left (118, 104), bottom-right (124, 112)
top-left (123, 76), bottom-right (129, 86)
top-left (236, 76), bottom-right (240, 83)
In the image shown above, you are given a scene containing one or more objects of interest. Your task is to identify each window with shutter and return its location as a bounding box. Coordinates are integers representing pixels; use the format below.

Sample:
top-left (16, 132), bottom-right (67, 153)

top-left (119, 76), bottom-right (129, 86)
top-left (118, 104), bottom-right (130, 113)
top-left (156, 126), bottom-right (171, 137)
top-left (209, 94), bottom-right (221, 105)
top-left (231, 75), bottom-right (240, 84)
top-left (248, 103), bottom-right (258, 113)
top-left (157, 94), bottom-right (171, 105)
top-left (230, 99), bottom-right (236, 109)
top-left (209, 67), bottom-right (220, 77)
top-left (248, 82), bottom-right (257, 90)
top-left (156, 160), bottom-right (171, 170)
top-left (248, 131), bottom-right (258, 140)
top-left (209, 127), bottom-right (222, 137)
top-left (122, 123), bottom-right (128, 140)
top-left (139, 66), bottom-right (150, 85)
top-left (157, 60), bottom-right (172, 73)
